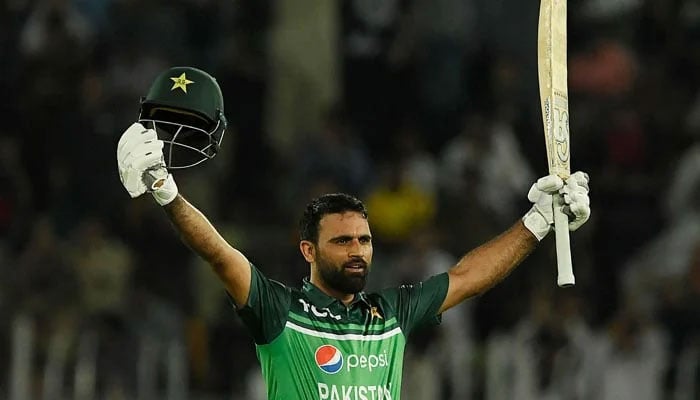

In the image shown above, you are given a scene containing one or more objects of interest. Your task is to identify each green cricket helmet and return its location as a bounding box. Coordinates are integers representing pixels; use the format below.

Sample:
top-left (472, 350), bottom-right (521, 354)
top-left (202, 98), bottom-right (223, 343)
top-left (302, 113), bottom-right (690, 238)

top-left (138, 66), bottom-right (227, 169)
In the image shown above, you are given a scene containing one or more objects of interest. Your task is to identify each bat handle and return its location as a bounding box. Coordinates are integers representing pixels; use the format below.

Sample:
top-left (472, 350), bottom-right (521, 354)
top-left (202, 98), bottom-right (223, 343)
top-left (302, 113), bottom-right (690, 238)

top-left (553, 194), bottom-right (575, 287)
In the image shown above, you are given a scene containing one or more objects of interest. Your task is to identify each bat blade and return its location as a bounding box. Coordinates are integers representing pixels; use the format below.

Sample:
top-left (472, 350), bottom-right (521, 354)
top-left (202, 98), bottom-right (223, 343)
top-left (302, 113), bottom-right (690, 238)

top-left (538, 0), bottom-right (574, 287)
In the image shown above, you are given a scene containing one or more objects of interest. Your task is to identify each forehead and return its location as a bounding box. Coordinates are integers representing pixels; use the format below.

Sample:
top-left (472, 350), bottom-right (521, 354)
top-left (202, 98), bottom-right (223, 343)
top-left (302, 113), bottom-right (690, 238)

top-left (318, 212), bottom-right (370, 239)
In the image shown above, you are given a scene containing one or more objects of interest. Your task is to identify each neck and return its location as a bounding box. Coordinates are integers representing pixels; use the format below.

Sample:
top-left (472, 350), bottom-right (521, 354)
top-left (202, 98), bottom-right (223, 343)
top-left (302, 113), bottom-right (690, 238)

top-left (310, 272), bottom-right (355, 306)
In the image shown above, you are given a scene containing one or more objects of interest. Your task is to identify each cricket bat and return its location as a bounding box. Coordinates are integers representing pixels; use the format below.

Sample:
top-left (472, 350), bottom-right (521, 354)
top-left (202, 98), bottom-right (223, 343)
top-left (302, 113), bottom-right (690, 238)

top-left (537, 0), bottom-right (574, 287)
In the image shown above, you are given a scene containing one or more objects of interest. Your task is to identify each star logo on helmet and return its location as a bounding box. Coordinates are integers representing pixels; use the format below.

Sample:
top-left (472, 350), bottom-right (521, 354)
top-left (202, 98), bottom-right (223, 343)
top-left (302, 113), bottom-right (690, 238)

top-left (170, 73), bottom-right (194, 93)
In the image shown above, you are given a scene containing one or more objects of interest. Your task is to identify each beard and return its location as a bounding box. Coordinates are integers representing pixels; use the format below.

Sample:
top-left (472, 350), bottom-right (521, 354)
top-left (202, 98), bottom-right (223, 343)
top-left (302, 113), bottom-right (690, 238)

top-left (316, 252), bottom-right (369, 294)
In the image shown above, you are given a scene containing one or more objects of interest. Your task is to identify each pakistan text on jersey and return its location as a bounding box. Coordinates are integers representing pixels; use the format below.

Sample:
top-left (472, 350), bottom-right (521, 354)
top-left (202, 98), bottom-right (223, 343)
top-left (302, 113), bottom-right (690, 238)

top-left (318, 383), bottom-right (393, 400)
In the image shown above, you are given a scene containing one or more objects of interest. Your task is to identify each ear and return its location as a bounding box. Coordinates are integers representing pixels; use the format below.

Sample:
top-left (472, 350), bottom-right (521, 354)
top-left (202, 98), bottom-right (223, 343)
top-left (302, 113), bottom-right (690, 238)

top-left (299, 240), bottom-right (315, 263)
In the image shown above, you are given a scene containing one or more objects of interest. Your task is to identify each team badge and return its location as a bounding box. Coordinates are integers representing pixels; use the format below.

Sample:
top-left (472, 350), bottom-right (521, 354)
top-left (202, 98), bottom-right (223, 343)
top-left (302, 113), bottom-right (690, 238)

top-left (170, 72), bottom-right (194, 93)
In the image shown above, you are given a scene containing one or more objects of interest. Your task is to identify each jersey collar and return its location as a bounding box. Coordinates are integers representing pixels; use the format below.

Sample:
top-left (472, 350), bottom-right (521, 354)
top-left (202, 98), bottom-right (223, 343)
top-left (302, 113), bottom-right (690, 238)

top-left (301, 277), bottom-right (372, 309)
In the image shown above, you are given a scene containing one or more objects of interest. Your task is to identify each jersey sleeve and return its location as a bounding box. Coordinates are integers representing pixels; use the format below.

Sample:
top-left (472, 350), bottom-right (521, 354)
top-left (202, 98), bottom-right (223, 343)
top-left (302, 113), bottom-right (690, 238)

top-left (235, 263), bottom-right (292, 345)
top-left (379, 272), bottom-right (450, 336)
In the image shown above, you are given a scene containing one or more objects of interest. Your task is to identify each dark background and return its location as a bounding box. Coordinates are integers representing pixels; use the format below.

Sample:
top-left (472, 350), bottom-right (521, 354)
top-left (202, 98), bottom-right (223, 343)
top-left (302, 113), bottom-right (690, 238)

top-left (1, 0), bottom-right (699, 399)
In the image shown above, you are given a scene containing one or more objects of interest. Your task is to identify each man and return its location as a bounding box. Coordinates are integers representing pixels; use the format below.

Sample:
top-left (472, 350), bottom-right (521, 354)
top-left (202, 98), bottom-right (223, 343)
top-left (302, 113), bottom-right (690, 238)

top-left (117, 66), bottom-right (591, 399)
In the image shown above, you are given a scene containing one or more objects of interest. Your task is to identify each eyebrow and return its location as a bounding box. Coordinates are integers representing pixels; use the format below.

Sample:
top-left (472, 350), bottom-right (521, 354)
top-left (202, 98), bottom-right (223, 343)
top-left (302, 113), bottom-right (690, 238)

top-left (330, 234), bottom-right (372, 242)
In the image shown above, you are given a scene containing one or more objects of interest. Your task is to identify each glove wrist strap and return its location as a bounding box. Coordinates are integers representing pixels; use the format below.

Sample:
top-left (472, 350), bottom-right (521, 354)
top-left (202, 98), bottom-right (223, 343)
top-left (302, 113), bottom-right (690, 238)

top-left (522, 207), bottom-right (551, 241)
top-left (151, 174), bottom-right (178, 206)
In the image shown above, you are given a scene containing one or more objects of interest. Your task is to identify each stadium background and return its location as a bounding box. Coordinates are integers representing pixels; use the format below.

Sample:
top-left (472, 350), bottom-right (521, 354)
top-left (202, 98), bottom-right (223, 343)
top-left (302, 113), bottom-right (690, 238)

top-left (0, 0), bottom-right (699, 399)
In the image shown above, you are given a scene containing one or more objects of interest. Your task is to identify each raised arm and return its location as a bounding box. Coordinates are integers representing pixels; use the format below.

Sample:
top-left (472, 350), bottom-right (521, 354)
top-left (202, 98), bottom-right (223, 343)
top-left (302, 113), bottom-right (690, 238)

top-left (117, 123), bottom-right (251, 307)
top-left (438, 172), bottom-right (591, 313)
top-left (439, 222), bottom-right (537, 313)
top-left (163, 195), bottom-right (251, 307)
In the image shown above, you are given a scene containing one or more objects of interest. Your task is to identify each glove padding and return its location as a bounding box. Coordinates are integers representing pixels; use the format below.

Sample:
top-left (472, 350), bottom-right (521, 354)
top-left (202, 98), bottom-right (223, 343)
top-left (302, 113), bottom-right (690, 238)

top-left (560, 171), bottom-right (591, 231)
top-left (522, 171), bottom-right (591, 241)
top-left (117, 122), bottom-right (178, 206)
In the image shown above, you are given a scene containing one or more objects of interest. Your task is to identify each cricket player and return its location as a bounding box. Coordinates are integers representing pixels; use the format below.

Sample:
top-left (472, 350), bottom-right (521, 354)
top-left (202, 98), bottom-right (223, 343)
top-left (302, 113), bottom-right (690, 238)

top-left (116, 66), bottom-right (591, 400)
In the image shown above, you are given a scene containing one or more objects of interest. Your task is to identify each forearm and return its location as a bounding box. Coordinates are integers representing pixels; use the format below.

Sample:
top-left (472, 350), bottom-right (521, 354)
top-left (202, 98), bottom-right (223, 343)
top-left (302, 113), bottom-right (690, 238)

top-left (163, 195), bottom-right (251, 306)
top-left (440, 221), bottom-right (538, 312)
top-left (164, 195), bottom-right (230, 264)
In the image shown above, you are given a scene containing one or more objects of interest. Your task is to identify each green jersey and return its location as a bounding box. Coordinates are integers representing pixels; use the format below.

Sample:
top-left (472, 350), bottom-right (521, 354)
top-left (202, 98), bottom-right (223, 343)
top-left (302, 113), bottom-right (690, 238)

top-left (236, 265), bottom-right (450, 400)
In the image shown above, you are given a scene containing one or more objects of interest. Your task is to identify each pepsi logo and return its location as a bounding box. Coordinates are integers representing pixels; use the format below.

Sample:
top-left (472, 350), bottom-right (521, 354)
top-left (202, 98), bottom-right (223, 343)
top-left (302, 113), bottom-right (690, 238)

top-left (315, 345), bottom-right (343, 374)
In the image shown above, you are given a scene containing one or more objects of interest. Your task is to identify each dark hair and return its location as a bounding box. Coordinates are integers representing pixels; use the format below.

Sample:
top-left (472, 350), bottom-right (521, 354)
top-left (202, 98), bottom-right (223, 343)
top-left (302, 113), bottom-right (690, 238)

top-left (299, 193), bottom-right (368, 243)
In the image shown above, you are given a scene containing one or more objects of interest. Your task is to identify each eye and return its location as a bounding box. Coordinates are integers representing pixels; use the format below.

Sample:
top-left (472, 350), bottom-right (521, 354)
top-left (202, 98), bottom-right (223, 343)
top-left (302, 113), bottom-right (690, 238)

top-left (359, 236), bottom-right (372, 244)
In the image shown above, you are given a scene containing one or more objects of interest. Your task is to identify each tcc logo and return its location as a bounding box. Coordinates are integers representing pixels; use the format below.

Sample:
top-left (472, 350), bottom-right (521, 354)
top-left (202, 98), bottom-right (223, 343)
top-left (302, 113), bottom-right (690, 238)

top-left (298, 299), bottom-right (342, 320)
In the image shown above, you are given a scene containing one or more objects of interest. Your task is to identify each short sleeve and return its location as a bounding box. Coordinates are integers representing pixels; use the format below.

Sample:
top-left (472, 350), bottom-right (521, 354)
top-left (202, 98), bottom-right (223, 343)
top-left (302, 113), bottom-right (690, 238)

top-left (235, 264), bottom-right (292, 344)
top-left (379, 272), bottom-right (450, 336)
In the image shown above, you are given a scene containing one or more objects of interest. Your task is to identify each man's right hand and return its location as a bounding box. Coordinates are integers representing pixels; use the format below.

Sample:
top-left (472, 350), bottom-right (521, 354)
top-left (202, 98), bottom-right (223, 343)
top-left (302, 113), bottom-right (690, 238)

top-left (116, 122), bottom-right (178, 205)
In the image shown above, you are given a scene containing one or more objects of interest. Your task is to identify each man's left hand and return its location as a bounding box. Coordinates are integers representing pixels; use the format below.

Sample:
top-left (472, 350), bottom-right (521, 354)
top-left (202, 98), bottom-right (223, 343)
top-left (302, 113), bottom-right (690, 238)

top-left (561, 171), bottom-right (591, 231)
top-left (523, 171), bottom-right (591, 240)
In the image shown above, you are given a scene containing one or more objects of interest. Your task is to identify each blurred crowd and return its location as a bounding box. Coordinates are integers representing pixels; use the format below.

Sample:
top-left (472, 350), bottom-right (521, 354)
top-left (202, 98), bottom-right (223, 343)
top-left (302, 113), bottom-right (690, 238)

top-left (1, 0), bottom-right (699, 399)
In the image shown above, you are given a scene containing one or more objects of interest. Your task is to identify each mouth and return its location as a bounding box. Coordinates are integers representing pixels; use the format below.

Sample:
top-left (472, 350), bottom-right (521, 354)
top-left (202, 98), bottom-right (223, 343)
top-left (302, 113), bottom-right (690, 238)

top-left (343, 261), bottom-right (367, 273)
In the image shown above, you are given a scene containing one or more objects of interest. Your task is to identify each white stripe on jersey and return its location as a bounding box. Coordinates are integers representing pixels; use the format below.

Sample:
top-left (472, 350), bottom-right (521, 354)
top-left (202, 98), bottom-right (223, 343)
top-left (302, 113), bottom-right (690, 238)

top-left (285, 321), bottom-right (403, 341)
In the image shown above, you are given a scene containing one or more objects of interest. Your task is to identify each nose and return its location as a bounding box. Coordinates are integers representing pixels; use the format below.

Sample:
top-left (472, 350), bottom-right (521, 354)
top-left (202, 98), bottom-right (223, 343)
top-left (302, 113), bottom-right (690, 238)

top-left (347, 238), bottom-right (361, 255)
top-left (348, 238), bottom-right (369, 258)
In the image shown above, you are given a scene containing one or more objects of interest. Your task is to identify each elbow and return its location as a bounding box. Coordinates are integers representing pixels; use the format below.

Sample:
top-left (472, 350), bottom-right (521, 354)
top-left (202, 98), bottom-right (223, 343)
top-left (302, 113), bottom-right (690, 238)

top-left (209, 255), bottom-right (232, 278)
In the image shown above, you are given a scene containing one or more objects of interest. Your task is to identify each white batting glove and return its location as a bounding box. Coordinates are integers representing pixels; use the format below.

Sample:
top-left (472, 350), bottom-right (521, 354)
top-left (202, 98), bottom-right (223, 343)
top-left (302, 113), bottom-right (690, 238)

top-left (522, 175), bottom-right (564, 240)
top-left (522, 172), bottom-right (591, 240)
top-left (116, 122), bottom-right (178, 206)
top-left (561, 171), bottom-right (591, 231)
